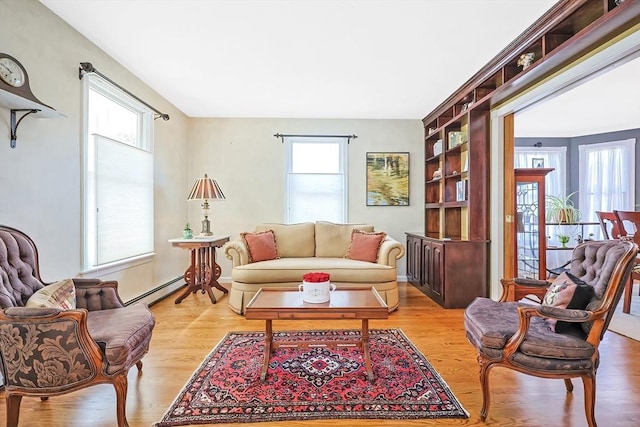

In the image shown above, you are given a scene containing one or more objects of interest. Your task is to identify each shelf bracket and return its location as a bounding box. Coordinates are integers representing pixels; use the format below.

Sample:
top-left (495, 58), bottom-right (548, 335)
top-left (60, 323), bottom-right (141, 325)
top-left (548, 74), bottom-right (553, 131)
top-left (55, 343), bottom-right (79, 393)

top-left (9, 108), bottom-right (40, 148)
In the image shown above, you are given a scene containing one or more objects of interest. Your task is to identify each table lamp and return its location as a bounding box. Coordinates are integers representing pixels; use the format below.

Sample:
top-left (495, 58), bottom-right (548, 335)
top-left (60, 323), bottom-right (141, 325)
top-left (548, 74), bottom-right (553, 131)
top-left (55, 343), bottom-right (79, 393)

top-left (187, 174), bottom-right (225, 236)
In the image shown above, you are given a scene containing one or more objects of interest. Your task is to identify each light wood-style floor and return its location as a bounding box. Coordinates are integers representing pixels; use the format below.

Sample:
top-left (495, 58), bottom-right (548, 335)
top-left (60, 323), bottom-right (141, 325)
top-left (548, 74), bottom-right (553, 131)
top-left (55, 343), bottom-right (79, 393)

top-left (2, 282), bottom-right (639, 427)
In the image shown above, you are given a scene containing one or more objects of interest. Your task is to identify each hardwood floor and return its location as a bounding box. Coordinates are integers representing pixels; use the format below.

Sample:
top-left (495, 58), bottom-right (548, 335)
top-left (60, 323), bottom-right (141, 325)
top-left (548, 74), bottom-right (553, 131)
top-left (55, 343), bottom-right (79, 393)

top-left (1, 282), bottom-right (639, 426)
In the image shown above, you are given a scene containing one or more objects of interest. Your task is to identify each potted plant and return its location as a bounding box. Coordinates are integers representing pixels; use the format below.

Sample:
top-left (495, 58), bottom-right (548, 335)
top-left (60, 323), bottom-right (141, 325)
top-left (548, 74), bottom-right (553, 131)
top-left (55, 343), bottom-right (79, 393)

top-left (183, 223), bottom-right (193, 239)
top-left (557, 234), bottom-right (571, 248)
top-left (546, 192), bottom-right (581, 224)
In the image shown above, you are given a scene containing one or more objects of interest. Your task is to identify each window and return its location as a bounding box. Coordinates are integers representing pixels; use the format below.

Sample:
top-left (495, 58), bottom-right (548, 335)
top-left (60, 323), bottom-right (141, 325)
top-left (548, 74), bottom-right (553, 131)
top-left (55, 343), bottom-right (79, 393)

top-left (579, 138), bottom-right (636, 222)
top-left (284, 137), bottom-right (347, 223)
top-left (514, 147), bottom-right (567, 198)
top-left (82, 74), bottom-right (154, 271)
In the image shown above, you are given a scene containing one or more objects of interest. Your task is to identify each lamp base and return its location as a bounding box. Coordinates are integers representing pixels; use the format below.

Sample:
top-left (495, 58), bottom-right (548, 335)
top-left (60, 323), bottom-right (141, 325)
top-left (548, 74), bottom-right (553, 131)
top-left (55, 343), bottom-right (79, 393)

top-left (200, 217), bottom-right (213, 236)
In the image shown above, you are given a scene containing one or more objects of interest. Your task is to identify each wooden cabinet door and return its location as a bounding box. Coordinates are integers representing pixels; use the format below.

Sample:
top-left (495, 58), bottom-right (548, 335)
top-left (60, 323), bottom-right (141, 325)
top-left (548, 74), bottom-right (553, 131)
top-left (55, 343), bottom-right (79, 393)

top-left (422, 240), bottom-right (444, 305)
top-left (422, 240), bottom-right (432, 290)
top-left (431, 242), bottom-right (444, 299)
top-left (406, 236), bottom-right (422, 286)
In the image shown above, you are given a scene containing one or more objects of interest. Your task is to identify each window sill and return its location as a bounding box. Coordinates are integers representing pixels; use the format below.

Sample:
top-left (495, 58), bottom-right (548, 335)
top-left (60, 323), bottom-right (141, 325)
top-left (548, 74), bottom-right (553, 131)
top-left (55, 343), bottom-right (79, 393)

top-left (79, 252), bottom-right (155, 277)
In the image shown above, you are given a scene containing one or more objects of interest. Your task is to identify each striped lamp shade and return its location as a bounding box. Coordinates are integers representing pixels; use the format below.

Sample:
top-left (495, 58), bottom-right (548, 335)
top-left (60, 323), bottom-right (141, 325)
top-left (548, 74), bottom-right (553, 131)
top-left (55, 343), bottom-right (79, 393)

top-left (187, 174), bottom-right (226, 200)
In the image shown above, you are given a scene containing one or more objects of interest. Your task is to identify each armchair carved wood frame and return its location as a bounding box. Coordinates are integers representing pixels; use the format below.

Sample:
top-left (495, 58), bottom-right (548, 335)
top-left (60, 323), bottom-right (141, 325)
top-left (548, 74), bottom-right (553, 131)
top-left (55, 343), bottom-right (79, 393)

top-left (0, 225), bottom-right (156, 427)
top-left (464, 239), bottom-right (638, 427)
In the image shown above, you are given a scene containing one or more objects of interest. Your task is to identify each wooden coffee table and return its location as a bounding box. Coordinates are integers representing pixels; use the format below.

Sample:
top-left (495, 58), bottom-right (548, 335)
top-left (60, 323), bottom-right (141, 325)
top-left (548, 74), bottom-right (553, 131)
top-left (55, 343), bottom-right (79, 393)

top-left (245, 287), bottom-right (389, 382)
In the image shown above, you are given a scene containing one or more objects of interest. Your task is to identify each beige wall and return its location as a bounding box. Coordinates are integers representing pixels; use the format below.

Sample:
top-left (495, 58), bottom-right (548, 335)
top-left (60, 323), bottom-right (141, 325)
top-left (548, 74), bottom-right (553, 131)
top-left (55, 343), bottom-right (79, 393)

top-left (187, 118), bottom-right (424, 278)
top-left (1, 1), bottom-right (424, 303)
top-left (0, 0), bottom-right (190, 302)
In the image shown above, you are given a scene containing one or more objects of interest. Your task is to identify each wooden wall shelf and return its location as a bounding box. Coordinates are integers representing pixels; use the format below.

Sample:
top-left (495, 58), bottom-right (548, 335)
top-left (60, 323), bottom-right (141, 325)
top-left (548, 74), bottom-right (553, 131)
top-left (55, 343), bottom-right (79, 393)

top-left (1, 88), bottom-right (64, 148)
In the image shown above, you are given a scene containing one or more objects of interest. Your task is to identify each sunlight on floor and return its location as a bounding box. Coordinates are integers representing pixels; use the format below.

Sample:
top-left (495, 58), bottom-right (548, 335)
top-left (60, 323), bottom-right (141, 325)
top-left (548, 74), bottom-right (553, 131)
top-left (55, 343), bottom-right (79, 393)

top-left (609, 281), bottom-right (639, 341)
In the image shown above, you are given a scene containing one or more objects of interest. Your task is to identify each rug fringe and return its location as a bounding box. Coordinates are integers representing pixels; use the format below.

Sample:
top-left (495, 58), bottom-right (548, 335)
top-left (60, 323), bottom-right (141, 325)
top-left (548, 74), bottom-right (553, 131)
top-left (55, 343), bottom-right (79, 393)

top-left (152, 330), bottom-right (239, 426)
top-left (392, 328), bottom-right (471, 418)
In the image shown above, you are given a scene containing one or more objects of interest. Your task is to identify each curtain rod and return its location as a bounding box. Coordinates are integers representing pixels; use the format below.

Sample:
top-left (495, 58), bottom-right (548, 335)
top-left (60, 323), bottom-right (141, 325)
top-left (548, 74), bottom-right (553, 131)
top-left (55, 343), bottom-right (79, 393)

top-left (274, 133), bottom-right (358, 143)
top-left (78, 62), bottom-right (170, 121)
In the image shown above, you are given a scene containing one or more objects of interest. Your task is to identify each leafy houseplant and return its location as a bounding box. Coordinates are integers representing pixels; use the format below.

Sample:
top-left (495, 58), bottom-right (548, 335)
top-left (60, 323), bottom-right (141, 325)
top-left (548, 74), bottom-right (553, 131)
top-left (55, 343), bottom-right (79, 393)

top-left (546, 192), bottom-right (581, 224)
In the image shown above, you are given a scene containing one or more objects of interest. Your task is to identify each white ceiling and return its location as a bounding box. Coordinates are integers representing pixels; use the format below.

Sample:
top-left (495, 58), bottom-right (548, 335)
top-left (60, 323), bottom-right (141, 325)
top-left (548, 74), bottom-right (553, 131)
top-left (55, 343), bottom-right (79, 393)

top-left (40, 0), bottom-right (559, 120)
top-left (515, 56), bottom-right (640, 137)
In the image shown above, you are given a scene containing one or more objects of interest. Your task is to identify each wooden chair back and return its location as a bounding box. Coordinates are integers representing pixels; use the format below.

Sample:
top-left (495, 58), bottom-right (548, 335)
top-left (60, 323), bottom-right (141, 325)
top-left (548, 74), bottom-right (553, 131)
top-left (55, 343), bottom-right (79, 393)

top-left (614, 210), bottom-right (640, 314)
top-left (614, 210), bottom-right (640, 243)
top-left (595, 211), bottom-right (624, 239)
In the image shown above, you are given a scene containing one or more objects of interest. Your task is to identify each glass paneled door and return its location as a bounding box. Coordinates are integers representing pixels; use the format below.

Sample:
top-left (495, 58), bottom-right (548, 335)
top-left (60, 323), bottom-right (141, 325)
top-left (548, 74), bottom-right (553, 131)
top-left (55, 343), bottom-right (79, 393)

top-left (515, 168), bottom-right (554, 280)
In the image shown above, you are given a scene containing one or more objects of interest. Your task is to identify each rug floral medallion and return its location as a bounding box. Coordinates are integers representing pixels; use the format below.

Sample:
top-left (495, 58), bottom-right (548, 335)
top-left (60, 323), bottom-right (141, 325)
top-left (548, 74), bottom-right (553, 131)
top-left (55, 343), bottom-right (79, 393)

top-left (155, 328), bottom-right (468, 426)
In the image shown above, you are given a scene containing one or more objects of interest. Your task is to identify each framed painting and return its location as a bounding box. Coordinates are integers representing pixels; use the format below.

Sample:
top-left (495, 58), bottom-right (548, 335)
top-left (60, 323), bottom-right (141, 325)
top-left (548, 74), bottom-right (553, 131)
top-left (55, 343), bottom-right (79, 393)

top-left (366, 152), bottom-right (409, 206)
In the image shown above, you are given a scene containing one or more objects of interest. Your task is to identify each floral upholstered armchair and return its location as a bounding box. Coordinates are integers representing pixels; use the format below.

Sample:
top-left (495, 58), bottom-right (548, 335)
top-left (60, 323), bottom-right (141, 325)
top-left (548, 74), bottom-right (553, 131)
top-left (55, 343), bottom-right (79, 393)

top-left (0, 225), bottom-right (156, 427)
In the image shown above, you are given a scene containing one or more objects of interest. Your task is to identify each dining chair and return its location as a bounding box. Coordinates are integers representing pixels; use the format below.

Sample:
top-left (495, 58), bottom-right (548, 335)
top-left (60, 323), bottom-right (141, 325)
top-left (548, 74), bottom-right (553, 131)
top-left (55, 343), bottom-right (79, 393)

top-left (595, 211), bottom-right (624, 240)
top-left (613, 210), bottom-right (640, 314)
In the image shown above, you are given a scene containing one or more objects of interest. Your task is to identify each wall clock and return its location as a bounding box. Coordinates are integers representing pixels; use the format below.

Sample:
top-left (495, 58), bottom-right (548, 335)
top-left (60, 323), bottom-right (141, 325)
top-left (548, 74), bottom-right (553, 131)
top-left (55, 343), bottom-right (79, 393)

top-left (0, 56), bottom-right (26, 88)
top-left (0, 53), bottom-right (49, 106)
top-left (0, 53), bottom-right (59, 148)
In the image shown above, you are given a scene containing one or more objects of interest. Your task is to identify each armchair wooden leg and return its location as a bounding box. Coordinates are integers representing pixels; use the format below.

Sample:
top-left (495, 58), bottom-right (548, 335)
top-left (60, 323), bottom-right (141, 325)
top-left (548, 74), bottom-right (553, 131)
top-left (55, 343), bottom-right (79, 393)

top-left (478, 356), bottom-right (492, 421)
top-left (113, 373), bottom-right (130, 427)
top-left (136, 360), bottom-right (143, 371)
top-left (564, 378), bottom-right (573, 392)
top-left (5, 393), bottom-right (23, 427)
top-left (582, 373), bottom-right (597, 427)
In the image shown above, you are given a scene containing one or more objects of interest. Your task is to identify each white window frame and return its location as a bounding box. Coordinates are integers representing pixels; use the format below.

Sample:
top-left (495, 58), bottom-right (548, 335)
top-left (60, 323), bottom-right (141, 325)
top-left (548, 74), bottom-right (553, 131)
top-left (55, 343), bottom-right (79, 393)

top-left (284, 137), bottom-right (348, 223)
top-left (81, 74), bottom-right (154, 273)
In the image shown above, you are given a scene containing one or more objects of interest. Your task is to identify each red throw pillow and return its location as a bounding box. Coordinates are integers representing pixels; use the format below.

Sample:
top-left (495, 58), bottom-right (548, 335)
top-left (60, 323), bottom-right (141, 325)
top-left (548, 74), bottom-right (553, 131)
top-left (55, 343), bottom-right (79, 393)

top-left (241, 230), bottom-right (279, 263)
top-left (345, 230), bottom-right (386, 263)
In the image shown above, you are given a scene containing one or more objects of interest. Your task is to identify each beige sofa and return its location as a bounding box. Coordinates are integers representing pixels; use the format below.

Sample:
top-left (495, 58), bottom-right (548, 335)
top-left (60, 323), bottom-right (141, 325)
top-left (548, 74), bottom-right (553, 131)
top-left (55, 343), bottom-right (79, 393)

top-left (223, 222), bottom-right (405, 314)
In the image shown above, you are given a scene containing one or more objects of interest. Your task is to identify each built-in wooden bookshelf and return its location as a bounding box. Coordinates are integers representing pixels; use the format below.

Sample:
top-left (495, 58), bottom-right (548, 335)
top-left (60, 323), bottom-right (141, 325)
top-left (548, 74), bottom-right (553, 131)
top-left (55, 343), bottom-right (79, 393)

top-left (423, 108), bottom-right (489, 241)
top-left (408, 0), bottom-right (638, 308)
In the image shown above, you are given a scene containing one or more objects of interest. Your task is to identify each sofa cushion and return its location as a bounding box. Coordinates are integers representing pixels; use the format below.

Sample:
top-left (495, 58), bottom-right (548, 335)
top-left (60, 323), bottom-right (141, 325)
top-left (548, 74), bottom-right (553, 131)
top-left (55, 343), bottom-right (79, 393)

top-left (25, 278), bottom-right (76, 310)
top-left (315, 222), bottom-right (374, 258)
top-left (231, 257), bottom-right (397, 284)
top-left (255, 223), bottom-right (315, 258)
top-left (346, 230), bottom-right (387, 262)
top-left (241, 230), bottom-right (279, 263)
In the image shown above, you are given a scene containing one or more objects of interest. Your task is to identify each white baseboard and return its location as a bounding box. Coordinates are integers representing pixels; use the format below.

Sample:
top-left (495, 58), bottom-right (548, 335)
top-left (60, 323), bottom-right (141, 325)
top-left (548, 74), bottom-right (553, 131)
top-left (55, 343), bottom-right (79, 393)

top-left (136, 275), bottom-right (407, 307)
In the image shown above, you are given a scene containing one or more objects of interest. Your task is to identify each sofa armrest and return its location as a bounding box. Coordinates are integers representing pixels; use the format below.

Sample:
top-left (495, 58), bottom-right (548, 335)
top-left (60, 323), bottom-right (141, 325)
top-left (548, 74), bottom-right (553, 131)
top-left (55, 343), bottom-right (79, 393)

top-left (224, 239), bottom-right (250, 267)
top-left (377, 237), bottom-right (405, 267)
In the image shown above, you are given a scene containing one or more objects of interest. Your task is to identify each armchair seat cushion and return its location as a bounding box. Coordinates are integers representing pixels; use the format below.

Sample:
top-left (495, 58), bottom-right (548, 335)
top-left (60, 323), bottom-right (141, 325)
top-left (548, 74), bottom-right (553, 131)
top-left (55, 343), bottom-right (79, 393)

top-left (464, 297), bottom-right (595, 361)
top-left (87, 302), bottom-right (155, 374)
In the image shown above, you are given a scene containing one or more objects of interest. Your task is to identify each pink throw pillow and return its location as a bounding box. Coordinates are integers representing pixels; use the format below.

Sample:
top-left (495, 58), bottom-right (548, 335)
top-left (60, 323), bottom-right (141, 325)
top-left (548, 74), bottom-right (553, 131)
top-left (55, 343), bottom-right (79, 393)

top-left (541, 271), bottom-right (594, 333)
top-left (241, 230), bottom-right (279, 263)
top-left (346, 230), bottom-right (386, 263)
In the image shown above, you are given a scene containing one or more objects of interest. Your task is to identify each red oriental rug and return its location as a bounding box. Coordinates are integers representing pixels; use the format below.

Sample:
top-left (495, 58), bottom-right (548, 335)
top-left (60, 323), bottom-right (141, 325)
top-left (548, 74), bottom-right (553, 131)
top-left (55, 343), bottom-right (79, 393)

top-left (154, 328), bottom-right (468, 425)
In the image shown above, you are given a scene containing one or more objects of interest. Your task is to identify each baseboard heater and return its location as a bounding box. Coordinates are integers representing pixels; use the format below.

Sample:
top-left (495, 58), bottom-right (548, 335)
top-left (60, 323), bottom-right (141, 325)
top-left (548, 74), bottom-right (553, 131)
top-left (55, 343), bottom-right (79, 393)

top-left (125, 276), bottom-right (184, 307)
